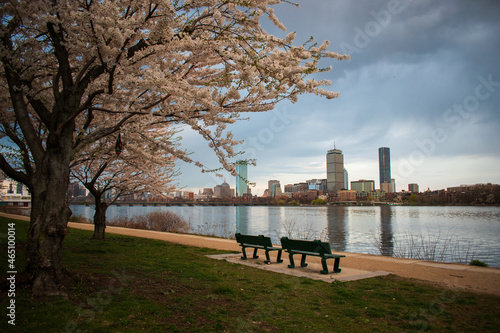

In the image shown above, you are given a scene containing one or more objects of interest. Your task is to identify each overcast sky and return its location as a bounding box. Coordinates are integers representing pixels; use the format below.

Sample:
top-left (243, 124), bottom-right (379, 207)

top-left (176, 0), bottom-right (500, 196)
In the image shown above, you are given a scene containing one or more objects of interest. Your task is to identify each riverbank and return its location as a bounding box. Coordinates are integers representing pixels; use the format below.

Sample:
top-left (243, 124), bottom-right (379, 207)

top-left (3, 212), bottom-right (498, 296)
top-left (70, 204), bottom-right (500, 268)
top-left (2, 213), bottom-right (499, 332)
top-left (67, 220), bottom-right (500, 296)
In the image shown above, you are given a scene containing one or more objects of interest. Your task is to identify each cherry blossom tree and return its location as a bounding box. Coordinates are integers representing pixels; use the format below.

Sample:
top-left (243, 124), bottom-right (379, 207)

top-left (0, 0), bottom-right (348, 296)
top-left (71, 125), bottom-right (179, 240)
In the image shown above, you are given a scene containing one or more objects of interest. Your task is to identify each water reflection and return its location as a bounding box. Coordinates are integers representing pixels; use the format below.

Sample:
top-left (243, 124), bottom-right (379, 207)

top-left (235, 206), bottom-right (249, 235)
top-left (267, 207), bottom-right (285, 238)
top-left (408, 207), bottom-right (420, 219)
top-left (379, 206), bottom-right (394, 256)
top-left (326, 207), bottom-right (347, 252)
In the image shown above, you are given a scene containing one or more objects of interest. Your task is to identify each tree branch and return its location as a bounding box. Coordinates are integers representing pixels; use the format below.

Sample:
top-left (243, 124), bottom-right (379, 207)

top-left (3, 67), bottom-right (46, 163)
top-left (0, 154), bottom-right (32, 190)
top-left (46, 22), bottom-right (74, 99)
top-left (72, 111), bottom-right (135, 153)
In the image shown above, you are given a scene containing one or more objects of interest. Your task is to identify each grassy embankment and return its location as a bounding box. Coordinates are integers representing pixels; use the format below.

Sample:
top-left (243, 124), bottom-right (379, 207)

top-left (1, 217), bottom-right (499, 332)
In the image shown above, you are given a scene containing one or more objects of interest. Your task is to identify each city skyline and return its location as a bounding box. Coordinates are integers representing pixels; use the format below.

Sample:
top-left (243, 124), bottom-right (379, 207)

top-left (176, 1), bottom-right (500, 195)
top-left (184, 142), bottom-right (498, 196)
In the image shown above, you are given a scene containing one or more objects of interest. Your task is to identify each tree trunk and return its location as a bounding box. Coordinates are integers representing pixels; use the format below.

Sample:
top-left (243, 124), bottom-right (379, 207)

top-left (93, 198), bottom-right (108, 240)
top-left (27, 151), bottom-right (72, 296)
top-left (26, 130), bottom-right (74, 297)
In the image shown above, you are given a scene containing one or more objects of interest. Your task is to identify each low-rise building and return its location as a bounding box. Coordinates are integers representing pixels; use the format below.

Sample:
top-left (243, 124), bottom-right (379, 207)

top-left (447, 183), bottom-right (493, 193)
top-left (338, 190), bottom-right (356, 202)
top-left (351, 179), bottom-right (375, 195)
top-left (0, 178), bottom-right (31, 207)
top-left (214, 182), bottom-right (232, 198)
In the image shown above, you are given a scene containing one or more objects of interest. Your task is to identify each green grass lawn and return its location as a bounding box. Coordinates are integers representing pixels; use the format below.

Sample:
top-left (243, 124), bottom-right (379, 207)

top-left (1, 217), bottom-right (499, 332)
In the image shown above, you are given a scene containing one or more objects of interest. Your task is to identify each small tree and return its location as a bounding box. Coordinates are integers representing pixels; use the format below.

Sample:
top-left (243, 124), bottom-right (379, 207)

top-left (71, 129), bottom-right (178, 240)
top-left (408, 193), bottom-right (418, 206)
top-left (311, 198), bottom-right (327, 205)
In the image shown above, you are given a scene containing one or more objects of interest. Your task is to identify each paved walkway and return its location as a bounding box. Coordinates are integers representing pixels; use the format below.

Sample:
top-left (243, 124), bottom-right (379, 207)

top-left (3, 213), bottom-right (499, 296)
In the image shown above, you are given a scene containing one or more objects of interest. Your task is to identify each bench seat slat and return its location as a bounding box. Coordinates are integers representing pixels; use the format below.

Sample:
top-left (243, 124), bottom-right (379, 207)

top-left (240, 244), bottom-right (281, 250)
top-left (287, 250), bottom-right (345, 258)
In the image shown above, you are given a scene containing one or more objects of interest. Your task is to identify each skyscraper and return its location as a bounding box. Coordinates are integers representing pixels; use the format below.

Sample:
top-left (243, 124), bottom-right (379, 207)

top-left (408, 183), bottom-right (419, 193)
top-left (235, 161), bottom-right (248, 197)
top-left (379, 147), bottom-right (391, 189)
top-left (268, 180), bottom-right (281, 197)
top-left (214, 181), bottom-right (231, 198)
top-left (326, 147), bottom-right (344, 193)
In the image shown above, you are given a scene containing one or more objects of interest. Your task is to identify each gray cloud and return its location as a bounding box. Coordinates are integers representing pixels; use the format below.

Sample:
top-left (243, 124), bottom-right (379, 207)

top-left (178, 0), bottom-right (500, 192)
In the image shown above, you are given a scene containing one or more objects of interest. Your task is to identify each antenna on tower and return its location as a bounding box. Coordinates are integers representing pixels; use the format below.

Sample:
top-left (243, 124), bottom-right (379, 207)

top-left (334, 142), bottom-right (336, 150)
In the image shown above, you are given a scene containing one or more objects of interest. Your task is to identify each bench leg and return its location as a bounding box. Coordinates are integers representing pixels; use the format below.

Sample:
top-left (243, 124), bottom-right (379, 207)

top-left (333, 257), bottom-right (342, 273)
top-left (320, 257), bottom-right (329, 275)
top-left (300, 254), bottom-right (308, 268)
top-left (241, 246), bottom-right (247, 260)
top-left (252, 247), bottom-right (259, 259)
top-left (264, 250), bottom-right (283, 264)
top-left (287, 253), bottom-right (296, 268)
top-left (277, 250), bottom-right (283, 263)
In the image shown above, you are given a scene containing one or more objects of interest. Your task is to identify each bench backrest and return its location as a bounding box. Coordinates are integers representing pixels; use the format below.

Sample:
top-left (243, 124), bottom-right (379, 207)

top-left (280, 237), bottom-right (332, 255)
top-left (235, 233), bottom-right (273, 247)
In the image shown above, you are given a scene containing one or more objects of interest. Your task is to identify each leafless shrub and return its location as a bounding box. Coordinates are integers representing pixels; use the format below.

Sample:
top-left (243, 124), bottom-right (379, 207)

top-left (68, 214), bottom-right (92, 224)
top-left (108, 211), bottom-right (190, 233)
top-left (146, 211), bottom-right (190, 232)
top-left (371, 228), bottom-right (481, 264)
top-left (275, 218), bottom-right (326, 241)
top-left (129, 215), bottom-right (149, 230)
top-left (0, 206), bottom-right (31, 216)
top-left (194, 221), bottom-right (234, 239)
top-left (318, 227), bottom-right (329, 242)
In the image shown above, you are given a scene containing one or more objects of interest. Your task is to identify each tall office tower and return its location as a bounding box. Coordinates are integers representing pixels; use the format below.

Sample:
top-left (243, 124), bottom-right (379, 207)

top-left (378, 147), bottom-right (391, 189)
top-left (344, 168), bottom-right (349, 190)
top-left (326, 148), bottom-right (344, 193)
top-left (268, 180), bottom-right (281, 197)
top-left (235, 161), bottom-right (248, 197)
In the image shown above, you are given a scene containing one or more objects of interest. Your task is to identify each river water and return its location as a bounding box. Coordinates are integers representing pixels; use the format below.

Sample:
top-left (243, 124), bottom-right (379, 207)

top-left (70, 205), bottom-right (500, 268)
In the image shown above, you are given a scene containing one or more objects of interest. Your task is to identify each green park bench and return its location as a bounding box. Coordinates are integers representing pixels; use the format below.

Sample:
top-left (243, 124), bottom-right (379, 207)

top-left (280, 237), bottom-right (346, 274)
top-left (235, 233), bottom-right (283, 264)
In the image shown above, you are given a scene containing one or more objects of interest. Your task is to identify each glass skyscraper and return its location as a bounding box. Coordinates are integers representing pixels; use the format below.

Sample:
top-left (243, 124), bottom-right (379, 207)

top-left (235, 162), bottom-right (248, 197)
top-left (378, 147), bottom-right (391, 188)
